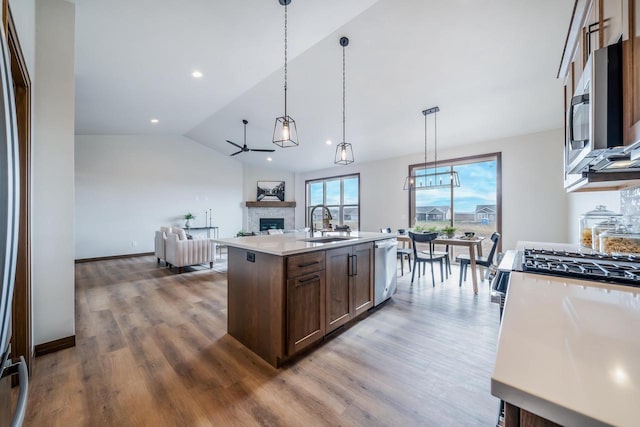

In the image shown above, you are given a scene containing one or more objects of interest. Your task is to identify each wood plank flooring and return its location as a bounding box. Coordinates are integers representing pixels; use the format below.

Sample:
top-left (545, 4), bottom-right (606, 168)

top-left (22, 256), bottom-right (501, 426)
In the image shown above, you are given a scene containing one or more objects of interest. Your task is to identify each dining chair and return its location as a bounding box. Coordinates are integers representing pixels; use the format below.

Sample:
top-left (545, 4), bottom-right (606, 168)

top-left (456, 232), bottom-right (500, 287)
top-left (381, 227), bottom-right (412, 275)
top-left (408, 231), bottom-right (447, 286)
top-left (424, 244), bottom-right (451, 277)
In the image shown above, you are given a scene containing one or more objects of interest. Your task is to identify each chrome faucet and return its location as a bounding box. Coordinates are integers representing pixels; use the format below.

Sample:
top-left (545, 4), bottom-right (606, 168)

top-left (309, 205), bottom-right (332, 237)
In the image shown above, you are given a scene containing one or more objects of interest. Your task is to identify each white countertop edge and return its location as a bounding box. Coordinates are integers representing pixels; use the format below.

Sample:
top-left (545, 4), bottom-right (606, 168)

top-left (214, 232), bottom-right (394, 256)
top-left (491, 379), bottom-right (609, 427)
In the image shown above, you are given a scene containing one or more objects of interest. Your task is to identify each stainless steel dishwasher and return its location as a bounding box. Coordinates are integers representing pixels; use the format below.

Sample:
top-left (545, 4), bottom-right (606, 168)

top-left (374, 238), bottom-right (398, 306)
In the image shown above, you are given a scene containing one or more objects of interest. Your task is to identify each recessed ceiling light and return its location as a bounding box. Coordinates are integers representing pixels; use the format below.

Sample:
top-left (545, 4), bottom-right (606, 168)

top-left (267, 157), bottom-right (273, 162)
top-left (326, 140), bottom-right (332, 145)
top-left (150, 118), bottom-right (159, 124)
top-left (192, 70), bottom-right (203, 78)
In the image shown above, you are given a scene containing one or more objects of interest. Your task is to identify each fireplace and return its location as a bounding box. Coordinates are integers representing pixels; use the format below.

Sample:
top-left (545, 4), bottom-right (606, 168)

top-left (260, 218), bottom-right (285, 231)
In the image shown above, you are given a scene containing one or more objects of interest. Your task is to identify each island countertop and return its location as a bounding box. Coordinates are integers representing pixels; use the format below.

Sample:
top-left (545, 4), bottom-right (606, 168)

top-left (492, 271), bottom-right (640, 426)
top-left (215, 231), bottom-right (392, 256)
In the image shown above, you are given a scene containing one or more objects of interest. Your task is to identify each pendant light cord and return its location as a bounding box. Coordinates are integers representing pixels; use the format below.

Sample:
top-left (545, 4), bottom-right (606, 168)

top-left (423, 111), bottom-right (427, 169)
top-left (284, 4), bottom-right (288, 117)
top-left (342, 43), bottom-right (346, 144)
top-left (434, 111), bottom-right (437, 172)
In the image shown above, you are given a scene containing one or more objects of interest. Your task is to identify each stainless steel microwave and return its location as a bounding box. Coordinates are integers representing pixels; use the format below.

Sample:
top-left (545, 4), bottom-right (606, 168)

top-left (564, 42), bottom-right (623, 176)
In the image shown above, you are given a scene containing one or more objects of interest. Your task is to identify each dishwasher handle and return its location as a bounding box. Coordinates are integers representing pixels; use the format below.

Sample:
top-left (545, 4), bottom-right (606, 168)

top-left (375, 239), bottom-right (397, 249)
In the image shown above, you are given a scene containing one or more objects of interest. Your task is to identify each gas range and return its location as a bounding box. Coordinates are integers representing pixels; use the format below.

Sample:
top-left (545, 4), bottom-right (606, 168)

top-left (516, 248), bottom-right (640, 287)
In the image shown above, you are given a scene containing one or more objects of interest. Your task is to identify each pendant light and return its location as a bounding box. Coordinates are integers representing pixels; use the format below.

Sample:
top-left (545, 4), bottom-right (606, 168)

top-left (334, 36), bottom-right (354, 165)
top-left (272, 0), bottom-right (299, 148)
top-left (403, 106), bottom-right (460, 190)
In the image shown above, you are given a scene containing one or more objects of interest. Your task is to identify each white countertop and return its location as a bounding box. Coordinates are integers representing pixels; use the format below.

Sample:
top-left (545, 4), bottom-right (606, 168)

top-left (492, 271), bottom-right (640, 426)
top-left (215, 232), bottom-right (393, 256)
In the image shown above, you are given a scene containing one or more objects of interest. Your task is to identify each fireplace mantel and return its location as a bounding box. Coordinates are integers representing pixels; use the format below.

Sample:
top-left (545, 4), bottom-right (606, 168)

top-left (245, 201), bottom-right (296, 208)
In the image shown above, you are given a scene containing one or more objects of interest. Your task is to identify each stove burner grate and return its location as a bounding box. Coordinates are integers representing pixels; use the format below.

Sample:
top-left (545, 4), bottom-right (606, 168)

top-left (521, 248), bottom-right (640, 287)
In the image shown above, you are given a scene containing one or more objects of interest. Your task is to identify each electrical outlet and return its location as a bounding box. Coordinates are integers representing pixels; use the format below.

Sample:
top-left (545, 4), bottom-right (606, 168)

top-left (131, 240), bottom-right (137, 247)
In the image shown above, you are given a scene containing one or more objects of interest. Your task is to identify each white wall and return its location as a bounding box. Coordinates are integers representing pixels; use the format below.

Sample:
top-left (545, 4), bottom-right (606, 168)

top-left (295, 129), bottom-right (570, 251)
top-left (75, 134), bottom-right (244, 258)
top-left (7, 0), bottom-right (35, 74)
top-left (33, 0), bottom-right (75, 345)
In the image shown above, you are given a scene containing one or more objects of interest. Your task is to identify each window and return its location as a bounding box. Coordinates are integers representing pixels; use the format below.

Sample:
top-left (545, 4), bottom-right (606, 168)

top-left (409, 153), bottom-right (501, 254)
top-left (306, 174), bottom-right (360, 231)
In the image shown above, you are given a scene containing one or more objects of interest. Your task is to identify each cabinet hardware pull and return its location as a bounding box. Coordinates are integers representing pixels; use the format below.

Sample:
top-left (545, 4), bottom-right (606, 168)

top-left (298, 275), bottom-right (319, 283)
top-left (298, 261), bottom-right (320, 268)
top-left (352, 254), bottom-right (358, 276)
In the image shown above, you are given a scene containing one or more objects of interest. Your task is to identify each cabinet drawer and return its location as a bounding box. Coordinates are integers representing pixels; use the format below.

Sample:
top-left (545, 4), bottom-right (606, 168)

top-left (287, 251), bottom-right (325, 277)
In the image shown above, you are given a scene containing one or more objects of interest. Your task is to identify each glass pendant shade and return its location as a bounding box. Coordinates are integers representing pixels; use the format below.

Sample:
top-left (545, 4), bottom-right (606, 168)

top-left (334, 142), bottom-right (354, 165)
top-left (273, 115), bottom-right (299, 148)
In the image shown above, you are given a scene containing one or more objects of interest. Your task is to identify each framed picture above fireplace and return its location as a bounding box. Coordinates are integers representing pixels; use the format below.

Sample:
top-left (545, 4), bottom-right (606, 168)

top-left (257, 181), bottom-right (285, 202)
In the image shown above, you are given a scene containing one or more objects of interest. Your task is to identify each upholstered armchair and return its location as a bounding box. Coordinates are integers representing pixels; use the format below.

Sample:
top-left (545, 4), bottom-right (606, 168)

top-left (165, 231), bottom-right (216, 273)
top-left (154, 226), bottom-right (171, 265)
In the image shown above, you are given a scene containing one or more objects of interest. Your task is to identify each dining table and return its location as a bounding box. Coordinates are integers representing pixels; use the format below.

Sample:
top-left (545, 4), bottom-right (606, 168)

top-left (397, 234), bottom-right (486, 295)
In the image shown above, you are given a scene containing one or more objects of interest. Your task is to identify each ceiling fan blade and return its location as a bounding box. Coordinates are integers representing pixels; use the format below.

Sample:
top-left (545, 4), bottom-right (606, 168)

top-left (250, 148), bottom-right (276, 153)
top-left (230, 150), bottom-right (243, 156)
top-left (226, 140), bottom-right (243, 150)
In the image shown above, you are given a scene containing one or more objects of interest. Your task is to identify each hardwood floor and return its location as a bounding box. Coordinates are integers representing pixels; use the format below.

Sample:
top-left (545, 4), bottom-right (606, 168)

top-left (23, 256), bottom-right (500, 426)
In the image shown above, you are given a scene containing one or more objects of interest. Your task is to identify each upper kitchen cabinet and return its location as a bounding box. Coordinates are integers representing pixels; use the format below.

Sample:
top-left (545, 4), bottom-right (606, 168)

top-left (560, 0), bottom-right (640, 192)
top-left (623, 0), bottom-right (640, 147)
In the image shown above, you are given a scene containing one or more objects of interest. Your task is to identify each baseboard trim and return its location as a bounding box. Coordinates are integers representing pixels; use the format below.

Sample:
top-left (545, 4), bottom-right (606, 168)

top-left (34, 335), bottom-right (76, 357)
top-left (75, 252), bottom-right (153, 263)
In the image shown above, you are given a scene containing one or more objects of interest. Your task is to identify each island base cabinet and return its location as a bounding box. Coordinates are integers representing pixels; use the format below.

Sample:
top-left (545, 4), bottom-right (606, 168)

top-left (352, 243), bottom-right (374, 317)
top-left (287, 271), bottom-right (325, 355)
top-left (227, 246), bottom-right (285, 368)
top-left (325, 246), bottom-right (352, 333)
top-left (326, 243), bottom-right (374, 334)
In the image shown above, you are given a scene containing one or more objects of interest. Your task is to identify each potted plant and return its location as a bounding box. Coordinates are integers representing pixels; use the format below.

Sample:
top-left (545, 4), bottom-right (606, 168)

top-left (184, 212), bottom-right (195, 228)
top-left (441, 226), bottom-right (456, 238)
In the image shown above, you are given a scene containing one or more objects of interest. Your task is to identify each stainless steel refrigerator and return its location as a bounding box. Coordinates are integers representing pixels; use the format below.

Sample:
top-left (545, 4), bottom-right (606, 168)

top-left (0, 21), bottom-right (28, 427)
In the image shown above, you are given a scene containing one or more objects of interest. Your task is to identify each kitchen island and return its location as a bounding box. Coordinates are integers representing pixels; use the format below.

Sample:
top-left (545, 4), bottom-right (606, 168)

top-left (215, 232), bottom-right (390, 367)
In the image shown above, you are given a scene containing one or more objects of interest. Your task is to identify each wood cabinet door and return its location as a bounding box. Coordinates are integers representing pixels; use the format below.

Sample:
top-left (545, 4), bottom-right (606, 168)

top-left (603, 0), bottom-right (624, 45)
top-left (624, 0), bottom-right (640, 146)
top-left (287, 270), bottom-right (325, 355)
top-left (351, 243), bottom-right (373, 317)
top-left (325, 246), bottom-right (352, 333)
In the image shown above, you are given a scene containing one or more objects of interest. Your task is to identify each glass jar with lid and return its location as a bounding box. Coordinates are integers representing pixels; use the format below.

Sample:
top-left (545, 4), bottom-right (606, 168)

top-left (599, 226), bottom-right (640, 256)
top-left (579, 205), bottom-right (622, 248)
top-left (591, 217), bottom-right (621, 252)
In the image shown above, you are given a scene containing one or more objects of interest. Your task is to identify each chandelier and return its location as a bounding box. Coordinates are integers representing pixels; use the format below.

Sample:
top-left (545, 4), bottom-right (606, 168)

top-left (403, 106), bottom-right (460, 190)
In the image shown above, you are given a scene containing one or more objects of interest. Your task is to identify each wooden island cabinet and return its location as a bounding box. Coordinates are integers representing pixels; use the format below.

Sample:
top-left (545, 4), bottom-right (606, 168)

top-left (325, 243), bottom-right (373, 333)
top-left (222, 232), bottom-right (383, 368)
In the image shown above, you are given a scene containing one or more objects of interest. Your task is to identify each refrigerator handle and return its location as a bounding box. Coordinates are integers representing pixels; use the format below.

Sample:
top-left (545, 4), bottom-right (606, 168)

top-left (1, 356), bottom-right (28, 427)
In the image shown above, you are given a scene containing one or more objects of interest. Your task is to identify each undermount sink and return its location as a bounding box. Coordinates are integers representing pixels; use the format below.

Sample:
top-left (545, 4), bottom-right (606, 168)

top-left (298, 236), bottom-right (357, 243)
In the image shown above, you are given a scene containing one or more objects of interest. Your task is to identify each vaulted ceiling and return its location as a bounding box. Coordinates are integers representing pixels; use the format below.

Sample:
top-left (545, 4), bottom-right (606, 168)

top-left (75, 0), bottom-right (575, 172)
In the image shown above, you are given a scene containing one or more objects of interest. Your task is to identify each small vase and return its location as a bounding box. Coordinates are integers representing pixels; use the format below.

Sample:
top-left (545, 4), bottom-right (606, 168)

top-left (185, 219), bottom-right (191, 228)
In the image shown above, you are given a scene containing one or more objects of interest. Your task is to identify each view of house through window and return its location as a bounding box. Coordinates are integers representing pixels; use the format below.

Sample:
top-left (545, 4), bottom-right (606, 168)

top-left (306, 174), bottom-right (360, 231)
top-left (409, 154), bottom-right (501, 255)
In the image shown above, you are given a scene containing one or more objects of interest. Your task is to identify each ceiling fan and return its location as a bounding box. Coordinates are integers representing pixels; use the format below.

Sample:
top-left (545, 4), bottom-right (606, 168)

top-left (226, 119), bottom-right (275, 156)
